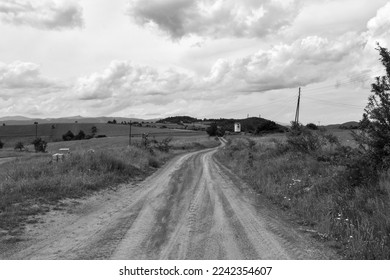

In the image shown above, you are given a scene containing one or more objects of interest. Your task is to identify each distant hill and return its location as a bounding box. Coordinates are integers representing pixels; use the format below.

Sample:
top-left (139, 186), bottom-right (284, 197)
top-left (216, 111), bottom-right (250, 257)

top-left (0, 115), bottom-right (288, 133)
top-left (0, 116), bottom-right (156, 125)
top-left (157, 116), bottom-right (200, 124)
top-left (157, 116), bottom-right (287, 133)
top-left (0, 116), bottom-right (32, 121)
top-left (207, 117), bottom-right (287, 133)
top-left (339, 121), bottom-right (359, 129)
top-left (325, 121), bottom-right (359, 130)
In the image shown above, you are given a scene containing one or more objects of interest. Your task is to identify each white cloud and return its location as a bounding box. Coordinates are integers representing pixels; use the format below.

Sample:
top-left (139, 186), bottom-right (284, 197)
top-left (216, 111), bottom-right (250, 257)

top-left (127, 0), bottom-right (300, 39)
top-left (0, 61), bottom-right (55, 89)
top-left (3, 0), bottom-right (390, 123)
top-left (75, 32), bottom-right (365, 111)
top-left (0, 0), bottom-right (83, 30)
top-left (75, 61), bottom-right (197, 104)
top-left (366, 2), bottom-right (390, 43)
top-left (204, 33), bottom-right (366, 93)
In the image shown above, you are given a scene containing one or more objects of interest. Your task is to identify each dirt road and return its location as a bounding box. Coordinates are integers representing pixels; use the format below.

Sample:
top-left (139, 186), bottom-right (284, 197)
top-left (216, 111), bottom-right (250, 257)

top-left (1, 141), bottom-right (336, 259)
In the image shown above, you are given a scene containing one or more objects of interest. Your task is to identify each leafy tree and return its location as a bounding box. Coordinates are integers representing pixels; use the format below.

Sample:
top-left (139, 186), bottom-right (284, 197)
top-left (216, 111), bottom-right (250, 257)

top-left (32, 137), bottom-right (47, 153)
top-left (206, 122), bottom-right (218, 136)
top-left (356, 44), bottom-right (390, 169)
top-left (206, 122), bottom-right (225, 137)
top-left (74, 130), bottom-right (86, 140)
top-left (14, 142), bottom-right (24, 151)
top-left (62, 130), bottom-right (75, 141)
top-left (216, 127), bottom-right (225, 137)
top-left (306, 123), bottom-right (318, 130)
top-left (256, 120), bottom-right (279, 133)
top-left (91, 125), bottom-right (98, 136)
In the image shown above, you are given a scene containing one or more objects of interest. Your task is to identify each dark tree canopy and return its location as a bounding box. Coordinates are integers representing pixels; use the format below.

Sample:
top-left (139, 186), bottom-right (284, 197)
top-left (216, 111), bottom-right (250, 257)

top-left (358, 44), bottom-right (390, 168)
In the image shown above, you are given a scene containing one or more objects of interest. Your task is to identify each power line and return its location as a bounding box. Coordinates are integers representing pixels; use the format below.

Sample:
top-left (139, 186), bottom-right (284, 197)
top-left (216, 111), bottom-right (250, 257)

top-left (263, 95), bottom-right (297, 121)
top-left (303, 66), bottom-right (384, 95)
top-left (304, 96), bottom-right (364, 109)
top-left (203, 93), bottom-right (297, 118)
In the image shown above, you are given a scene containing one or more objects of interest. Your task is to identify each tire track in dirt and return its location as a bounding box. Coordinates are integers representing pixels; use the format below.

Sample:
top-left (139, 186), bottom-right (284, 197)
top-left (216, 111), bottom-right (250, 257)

top-left (2, 140), bottom-right (337, 259)
top-left (2, 151), bottom-right (198, 260)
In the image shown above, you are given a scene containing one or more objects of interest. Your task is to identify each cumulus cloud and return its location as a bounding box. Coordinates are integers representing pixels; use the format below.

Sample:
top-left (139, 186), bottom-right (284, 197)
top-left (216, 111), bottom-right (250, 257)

top-left (75, 61), bottom-right (197, 103)
top-left (366, 2), bottom-right (390, 43)
top-left (0, 61), bottom-right (54, 89)
top-left (344, 2), bottom-right (390, 82)
top-left (204, 33), bottom-right (366, 93)
top-left (0, 0), bottom-right (83, 30)
top-left (75, 32), bottom-right (365, 112)
top-left (127, 0), bottom-right (300, 39)
top-left (6, 2), bottom-right (390, 119)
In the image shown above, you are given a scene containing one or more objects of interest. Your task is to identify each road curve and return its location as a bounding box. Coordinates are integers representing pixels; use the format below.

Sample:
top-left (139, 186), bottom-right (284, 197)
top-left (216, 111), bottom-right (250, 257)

top-left (2, 141), bottom-right (336, 259)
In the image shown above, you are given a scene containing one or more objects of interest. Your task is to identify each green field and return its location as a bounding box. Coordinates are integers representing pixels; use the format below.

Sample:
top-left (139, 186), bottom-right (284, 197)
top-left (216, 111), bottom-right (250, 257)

top-left (0, 123), bottom-right (204, 149)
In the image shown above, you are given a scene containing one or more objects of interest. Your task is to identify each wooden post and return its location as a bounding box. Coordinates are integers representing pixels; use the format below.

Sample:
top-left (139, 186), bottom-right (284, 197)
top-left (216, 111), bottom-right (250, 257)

top-left (294, 87), bottom-right (301, 124)
top-left (129, 121), bottom-right (132, 146)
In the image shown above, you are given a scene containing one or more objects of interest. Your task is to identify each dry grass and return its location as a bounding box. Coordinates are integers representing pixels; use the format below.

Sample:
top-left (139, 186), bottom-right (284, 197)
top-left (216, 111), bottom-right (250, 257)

top-left (216, 134), bottom-right (390, 259)
top-left (0, 135), bottom-right (219, 235)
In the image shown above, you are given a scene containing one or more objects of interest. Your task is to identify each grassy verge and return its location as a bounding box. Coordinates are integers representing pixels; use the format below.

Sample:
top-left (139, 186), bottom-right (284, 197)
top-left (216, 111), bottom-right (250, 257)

top-left (0, 135), bottom-right (219, 236)
top-left (216, 134), bottom-right (390, 259)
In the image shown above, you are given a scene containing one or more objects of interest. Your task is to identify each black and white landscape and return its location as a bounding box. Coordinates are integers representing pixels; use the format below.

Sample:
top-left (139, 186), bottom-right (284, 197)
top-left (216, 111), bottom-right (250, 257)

top-left (1, 0), bottom-right (390, 262)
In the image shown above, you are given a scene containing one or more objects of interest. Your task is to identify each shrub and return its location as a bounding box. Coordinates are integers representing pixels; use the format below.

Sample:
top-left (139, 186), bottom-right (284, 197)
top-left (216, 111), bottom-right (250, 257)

top-left (14, 142), bottom-right (24, 151)
top-left (0, 139), bottom-right (4, 149)
top-left (74, 130), bottom-right (86, 140)
top-left (62, 130), bottom-right (74, 141)
top-left (148, 157), bottom-right (160, 168)
top-left (91, 126), bottom-right (97, 135)
top-left (32, 137), bottom-right (47, 153)
top-left (95, 134), bottom-right (107, 138)
top-left (286, 123), bottom-right (341, 154)
top-left (155, 137), bottom-right (172, 152)
top-left (256, 120), bottom-right (279, 133)
top-left (306, 123), bottom-right (318, 130)
top-left (287, 127), bottom-right (324, 153)
top-left (206, 123), bottom-right (218, 136)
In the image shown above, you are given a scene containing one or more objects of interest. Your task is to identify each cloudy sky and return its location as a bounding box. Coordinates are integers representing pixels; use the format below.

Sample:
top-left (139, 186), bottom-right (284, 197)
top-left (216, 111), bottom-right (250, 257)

top-left (1, 0), bottom-right (390, 124)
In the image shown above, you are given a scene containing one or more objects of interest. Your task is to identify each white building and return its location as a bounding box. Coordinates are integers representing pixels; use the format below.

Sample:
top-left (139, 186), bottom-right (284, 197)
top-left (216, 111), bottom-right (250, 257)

top-left (234, 122), bottom-right (241, 133)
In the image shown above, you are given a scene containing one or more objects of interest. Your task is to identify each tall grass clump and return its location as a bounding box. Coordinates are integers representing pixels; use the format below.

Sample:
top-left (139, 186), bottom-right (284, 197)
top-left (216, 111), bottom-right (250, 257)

top-left (0, 135), bottom-right (219, 233)
top-left (0, 146), bottom-right (162, 231)
top-left (216, 129), bottom-right (390, 259)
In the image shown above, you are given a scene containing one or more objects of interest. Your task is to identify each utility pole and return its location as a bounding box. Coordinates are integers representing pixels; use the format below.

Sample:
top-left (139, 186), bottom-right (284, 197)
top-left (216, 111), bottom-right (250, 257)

top-left (294, 87), bottom-right (301, 124)
top-left (34, 121), bottom-right (38, 138)
top-left (129, 121), bottom-right (132, 146)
